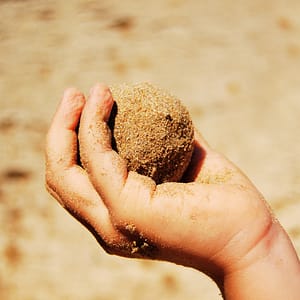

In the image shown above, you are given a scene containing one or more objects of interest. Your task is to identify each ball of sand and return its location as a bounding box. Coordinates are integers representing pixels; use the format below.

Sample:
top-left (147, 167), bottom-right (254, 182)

top-left (109, 82), bottom-right (194, 184)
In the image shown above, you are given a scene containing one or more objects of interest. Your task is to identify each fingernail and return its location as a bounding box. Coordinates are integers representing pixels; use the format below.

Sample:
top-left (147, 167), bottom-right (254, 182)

top-left (90, 84), bottom-right (111, 105)
top-left (63, 87), bottom-right (77, 99)
top-left (62, 88), bottom-right (85, 111)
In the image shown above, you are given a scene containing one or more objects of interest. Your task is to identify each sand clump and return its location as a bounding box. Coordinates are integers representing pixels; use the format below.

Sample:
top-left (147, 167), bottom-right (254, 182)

top-left (109, 82), bottom-right (194, 184)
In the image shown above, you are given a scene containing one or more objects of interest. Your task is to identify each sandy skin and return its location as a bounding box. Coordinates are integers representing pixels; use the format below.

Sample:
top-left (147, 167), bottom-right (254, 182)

top-left (45, 84), bottom-right (300, 300)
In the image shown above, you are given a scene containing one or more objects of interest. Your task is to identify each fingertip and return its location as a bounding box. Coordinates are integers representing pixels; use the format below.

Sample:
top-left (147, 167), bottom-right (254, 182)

top-left (89, 83), bottom-right (110, 97)
top-left (89, 83), bottom-right (114, 122)
top-left (47, 88), bottom-right (85, 145)
top-left (63, 87), bottom-right (86, 107)
top-left (58, 87), bottom-right (86, 130)
top-left (63, 87), bottom-right (80, 98)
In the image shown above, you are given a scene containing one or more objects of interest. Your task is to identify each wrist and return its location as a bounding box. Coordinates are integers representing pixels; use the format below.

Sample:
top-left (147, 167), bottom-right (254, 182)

top-left (222, 222), bottom-right (300, 299)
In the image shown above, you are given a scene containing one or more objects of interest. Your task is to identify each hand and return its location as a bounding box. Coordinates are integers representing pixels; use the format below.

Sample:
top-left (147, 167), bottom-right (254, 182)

top-left (46, 84), bottom-right (300, 299)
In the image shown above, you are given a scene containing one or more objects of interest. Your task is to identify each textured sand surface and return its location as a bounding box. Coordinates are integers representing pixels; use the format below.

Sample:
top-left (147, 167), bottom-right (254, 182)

top-left (0, 1), bottom-right (299, 299)
top-left (110, 82), bottom-right (194, 184)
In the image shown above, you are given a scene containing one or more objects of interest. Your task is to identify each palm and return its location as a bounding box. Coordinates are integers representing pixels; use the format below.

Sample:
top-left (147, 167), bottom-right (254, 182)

top-left (46, 85), bottom-right (273, 279)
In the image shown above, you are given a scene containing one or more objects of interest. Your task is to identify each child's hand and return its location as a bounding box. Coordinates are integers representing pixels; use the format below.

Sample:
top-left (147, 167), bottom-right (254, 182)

top-left (46, 84), bottom-right (300, 299)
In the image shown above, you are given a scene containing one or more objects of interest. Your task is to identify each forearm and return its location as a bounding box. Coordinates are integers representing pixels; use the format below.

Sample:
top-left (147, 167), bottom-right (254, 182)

top-left (222, 223), bottom-right (300, 300)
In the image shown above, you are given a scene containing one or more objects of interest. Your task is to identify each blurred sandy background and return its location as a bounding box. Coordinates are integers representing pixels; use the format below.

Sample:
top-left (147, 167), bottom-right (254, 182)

top-left (0, 0), bottom-right (299, 299)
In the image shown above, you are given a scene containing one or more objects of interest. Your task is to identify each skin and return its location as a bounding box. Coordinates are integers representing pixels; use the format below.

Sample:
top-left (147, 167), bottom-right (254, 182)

top-left (46, 84), bottom-right (300, 299)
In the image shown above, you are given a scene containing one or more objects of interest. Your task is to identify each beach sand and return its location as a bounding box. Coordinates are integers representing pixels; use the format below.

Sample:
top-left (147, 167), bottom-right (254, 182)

top-left (0, 1), bottom-right (299, 299)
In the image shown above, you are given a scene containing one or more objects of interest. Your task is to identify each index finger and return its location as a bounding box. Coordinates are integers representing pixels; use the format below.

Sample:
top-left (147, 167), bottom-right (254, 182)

top-left (46, 88), bottom-right (86, 169)
top-left (78, 83), bottom-right (128, 204)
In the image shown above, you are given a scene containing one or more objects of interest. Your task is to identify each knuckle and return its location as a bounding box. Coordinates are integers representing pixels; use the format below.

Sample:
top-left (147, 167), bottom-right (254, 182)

top-left (101, 239), bottom-right (132, 257)
top-left (100, 224), bottom-right (158, 259)
top-left (93, 233), bottom-right (128, 256)
top-left (102, 243), bottom-right (118, 255)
